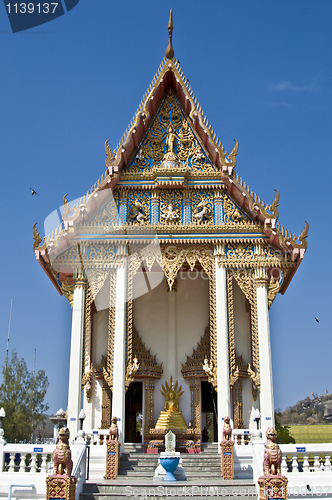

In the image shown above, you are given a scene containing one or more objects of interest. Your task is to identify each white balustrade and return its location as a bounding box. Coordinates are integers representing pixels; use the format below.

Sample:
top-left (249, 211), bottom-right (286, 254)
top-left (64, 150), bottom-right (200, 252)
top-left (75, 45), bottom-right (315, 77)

top-left (84, 429), bottom-right (109, 445)
top-left (280, 443), bottom-right (332, 475)
top-left (232, 429), bottom-right (262, 445)
top-left (0, 444), bottom-right (55, 474)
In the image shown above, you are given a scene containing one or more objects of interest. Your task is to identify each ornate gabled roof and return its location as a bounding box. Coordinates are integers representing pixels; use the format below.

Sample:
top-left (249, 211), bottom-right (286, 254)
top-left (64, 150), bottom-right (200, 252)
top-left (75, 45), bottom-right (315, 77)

top-left (33, 10), bottom-right (308, 297)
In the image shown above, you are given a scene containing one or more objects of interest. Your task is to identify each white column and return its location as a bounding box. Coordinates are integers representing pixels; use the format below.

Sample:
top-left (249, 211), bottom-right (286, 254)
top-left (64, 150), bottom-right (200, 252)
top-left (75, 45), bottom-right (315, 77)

top-left (256, 280), bottom-right (275, 435)
top-left (215, 257), bottom-right (231, 445)
top-left (112, 260), bottom-right (128, 454)
top-left (67, 279), bottom-right (86, 440)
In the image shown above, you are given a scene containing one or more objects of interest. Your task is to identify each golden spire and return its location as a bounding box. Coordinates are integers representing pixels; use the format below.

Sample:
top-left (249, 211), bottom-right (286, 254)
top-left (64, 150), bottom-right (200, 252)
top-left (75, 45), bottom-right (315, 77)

top-left (165, 8), bottom-right (174, 59)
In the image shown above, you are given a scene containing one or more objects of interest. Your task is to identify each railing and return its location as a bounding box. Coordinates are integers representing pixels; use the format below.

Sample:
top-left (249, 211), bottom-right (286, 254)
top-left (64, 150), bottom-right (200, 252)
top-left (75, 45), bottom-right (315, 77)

top-left (0, 438), bottom-right (87, 500)
top-left (280, 443), bottom-right (332, 474)
top-left (1, 444), bottom-right (55, 474)
top-left (71, 438), bottom-right (87, 500)
top-left (232, 429), bottom-right (262, 445)
top-left (84, 429), bottom-right (109, 445)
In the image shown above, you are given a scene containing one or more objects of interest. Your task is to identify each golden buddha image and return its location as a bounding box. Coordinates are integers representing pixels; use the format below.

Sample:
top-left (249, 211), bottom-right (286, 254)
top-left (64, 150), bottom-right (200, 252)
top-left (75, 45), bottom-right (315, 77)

top-left (155, 376), bottom-right (188, 430)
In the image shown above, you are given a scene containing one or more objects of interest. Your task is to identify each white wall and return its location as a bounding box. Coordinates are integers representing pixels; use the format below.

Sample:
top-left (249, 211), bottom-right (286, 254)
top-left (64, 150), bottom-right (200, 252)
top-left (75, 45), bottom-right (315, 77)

top-left (92, 308), bottom-right (108, 366)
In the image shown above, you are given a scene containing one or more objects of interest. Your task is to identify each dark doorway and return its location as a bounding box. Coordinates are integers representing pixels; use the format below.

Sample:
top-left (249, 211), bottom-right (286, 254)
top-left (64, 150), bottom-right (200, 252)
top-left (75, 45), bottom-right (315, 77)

top-left (201, 381), bottom-right (218, 442)
top-left (125, 381), bottom-right (143, 443)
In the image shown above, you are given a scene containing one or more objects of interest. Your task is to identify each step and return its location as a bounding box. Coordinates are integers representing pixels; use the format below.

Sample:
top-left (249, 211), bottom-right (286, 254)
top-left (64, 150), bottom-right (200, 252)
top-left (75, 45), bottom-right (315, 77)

top-left (80, 480), bottom-right (257, 500)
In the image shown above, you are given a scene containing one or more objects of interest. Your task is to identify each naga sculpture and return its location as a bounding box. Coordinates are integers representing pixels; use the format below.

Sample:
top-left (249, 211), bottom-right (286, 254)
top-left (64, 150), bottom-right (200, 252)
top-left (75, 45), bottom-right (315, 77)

top-left (263, 427), bottom-right (282, 475)
top-left (53, 427), bottom-right (73, 476)
top-left (109, 416), bottom-right (119, 441)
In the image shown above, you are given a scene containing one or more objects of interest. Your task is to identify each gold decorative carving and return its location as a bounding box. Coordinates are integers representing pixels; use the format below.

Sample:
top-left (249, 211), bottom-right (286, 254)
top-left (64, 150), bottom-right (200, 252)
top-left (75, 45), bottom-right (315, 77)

top-left (61, 277), bottom-right (74, 308)
top-left (233, 379), bottom-right (244, 429)
top-left (33, 223), bottom-right (47, 251)
top-left (208, 264), bottom-right (217, 388)
top-left (131, 326), bottom-right (163, 379)
top-left (189, 378), bottom-right (201, 431)
top-left (127, 91), bottom-right (217, 175)
top-left (125, 357), bottom-right (140, 391)
top-left (86, 270), bottom-right (109, 301)
top-left (144, 378), bottom-right (155, 431)
top-left (105, 139), bottom-right (115, 166)
top-left (81, 366), bottom-right (93, 403)
top-left (232, 269), bottom-right (260, 389)
top-left (227, 140), bottom-right (239, 169)
top-left (62, 194), bottom-right (72, 220)
top-left (278, 220), bottom-right (309, 250)
top-left (223, 194), bottom-right (246, 225)
top-left (226, 271), bottom-right (236, 381)
top-left (82, 282), bottom-right (93, 400)
top-left (181, 325), bottom-right (210, 379)
top-left (125, 255), bottom-right (135, 391)
top-left (161, 244), bottom-right (213, 291)
top-left (104, 271), bottom-right (116, 390)
top-left (259, 190), bottom-right (279, 220)
top-left (267, 278), bottom-right (281, 308)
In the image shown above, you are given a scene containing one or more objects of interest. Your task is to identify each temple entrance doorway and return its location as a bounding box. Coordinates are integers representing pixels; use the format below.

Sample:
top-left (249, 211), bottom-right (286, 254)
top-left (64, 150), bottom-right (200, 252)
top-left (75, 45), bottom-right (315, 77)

top-left (201, 381), bottom-right (218, 442)
top-left (125, 381), bottom-right (143, 443)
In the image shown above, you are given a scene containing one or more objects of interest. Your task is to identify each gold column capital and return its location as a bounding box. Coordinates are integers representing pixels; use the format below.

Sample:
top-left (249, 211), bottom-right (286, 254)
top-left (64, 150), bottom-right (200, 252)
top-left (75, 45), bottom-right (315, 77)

top-left (73, 277), bottom-right (87, 288)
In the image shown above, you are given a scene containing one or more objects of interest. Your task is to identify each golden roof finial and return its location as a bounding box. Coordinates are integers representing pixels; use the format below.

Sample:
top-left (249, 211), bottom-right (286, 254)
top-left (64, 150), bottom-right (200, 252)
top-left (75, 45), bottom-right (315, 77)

top-left (165, 8), bottom-right (174, 59)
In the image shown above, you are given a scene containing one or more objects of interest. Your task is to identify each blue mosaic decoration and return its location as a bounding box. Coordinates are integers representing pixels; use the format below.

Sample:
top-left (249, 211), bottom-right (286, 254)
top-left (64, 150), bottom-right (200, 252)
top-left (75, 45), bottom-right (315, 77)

top-left (182, 196), bottom-right (192, 224)
top-left (213, 195), bottom-right (223, 225)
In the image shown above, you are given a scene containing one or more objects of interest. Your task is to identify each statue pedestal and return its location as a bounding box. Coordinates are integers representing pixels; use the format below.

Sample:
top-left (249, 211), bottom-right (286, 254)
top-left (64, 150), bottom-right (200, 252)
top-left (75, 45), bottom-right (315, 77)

top-left (154, 452), bottom-right (186, 481)
top-left (159, 452), bottom-right (180, 482)
top-left (257, 475), bottom-right (288, 500)
top-left (145, 428), bottom-right (200, 453)
top-left (46, 475), bottom-right (77, 500)
top-left (106, 440), bottom-right (120, 480)
top-left (220, 440), bottom-right (234, 480)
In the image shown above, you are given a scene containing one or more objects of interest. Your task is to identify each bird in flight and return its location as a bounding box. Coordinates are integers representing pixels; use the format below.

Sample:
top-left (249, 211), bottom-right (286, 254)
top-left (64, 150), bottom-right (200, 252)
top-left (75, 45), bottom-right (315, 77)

top-left (315, 317), bottom-right (319, 323)
top-left (30, 188), bottom-right (39, 196)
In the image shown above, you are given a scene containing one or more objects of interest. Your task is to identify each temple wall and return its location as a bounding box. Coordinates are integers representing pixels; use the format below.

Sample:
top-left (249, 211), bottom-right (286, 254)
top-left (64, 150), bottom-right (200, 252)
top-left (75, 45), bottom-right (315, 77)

top-left (92, 308), bottom-right (108, 366)
top-left (133, 271), bottom-right (209, 426)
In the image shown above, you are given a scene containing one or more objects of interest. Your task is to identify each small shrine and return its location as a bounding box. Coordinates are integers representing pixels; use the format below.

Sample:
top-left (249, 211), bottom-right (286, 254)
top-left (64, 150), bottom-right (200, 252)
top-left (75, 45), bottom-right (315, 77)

top-left (33, 10), bottom-right (308, 449)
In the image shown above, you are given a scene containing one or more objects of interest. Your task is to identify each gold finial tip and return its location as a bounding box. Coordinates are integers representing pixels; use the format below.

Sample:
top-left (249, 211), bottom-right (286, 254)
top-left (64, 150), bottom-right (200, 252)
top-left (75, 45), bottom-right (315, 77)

top-left (168, 8), bottom-right (173, 29)
top-left (165, 8), bottom-right (174, 59)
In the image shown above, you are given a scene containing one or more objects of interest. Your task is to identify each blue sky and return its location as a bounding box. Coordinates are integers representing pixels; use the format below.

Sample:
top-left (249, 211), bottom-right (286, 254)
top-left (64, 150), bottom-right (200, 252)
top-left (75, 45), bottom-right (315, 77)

top-left (0, 1), bottom-right (331, 416)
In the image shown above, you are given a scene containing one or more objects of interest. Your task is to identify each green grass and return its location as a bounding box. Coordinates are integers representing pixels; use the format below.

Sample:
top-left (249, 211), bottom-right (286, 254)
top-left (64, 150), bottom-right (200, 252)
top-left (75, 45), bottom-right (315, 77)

top-left (288, 425), bottom-right (332, 443)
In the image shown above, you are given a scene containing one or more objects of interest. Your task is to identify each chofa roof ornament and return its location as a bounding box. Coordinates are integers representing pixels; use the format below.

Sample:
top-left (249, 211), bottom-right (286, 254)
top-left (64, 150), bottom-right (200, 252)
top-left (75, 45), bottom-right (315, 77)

top-left (165, 8), bottom-right (174, 60)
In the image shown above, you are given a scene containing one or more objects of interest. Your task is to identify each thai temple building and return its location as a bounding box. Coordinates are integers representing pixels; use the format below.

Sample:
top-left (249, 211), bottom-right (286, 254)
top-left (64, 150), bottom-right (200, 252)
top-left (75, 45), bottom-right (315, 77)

top-left (33, 11), bottom-right (307, 451)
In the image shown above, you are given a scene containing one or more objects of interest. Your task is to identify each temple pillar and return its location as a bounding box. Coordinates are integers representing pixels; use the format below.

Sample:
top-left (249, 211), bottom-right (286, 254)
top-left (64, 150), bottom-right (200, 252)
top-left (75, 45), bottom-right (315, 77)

top-left (215, 255), bottom-right (231, 445)
top-left (67, 277), bottom-right (86, 439)
top-left (256, 269), bottom-right (274, 435)
top-left (111, 251), bottom-right (128, 454)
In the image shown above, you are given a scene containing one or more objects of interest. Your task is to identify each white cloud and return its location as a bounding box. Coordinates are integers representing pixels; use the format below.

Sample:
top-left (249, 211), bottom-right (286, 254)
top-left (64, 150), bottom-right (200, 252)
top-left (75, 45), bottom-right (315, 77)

top-left (269, 80), bottom-right (318, 92)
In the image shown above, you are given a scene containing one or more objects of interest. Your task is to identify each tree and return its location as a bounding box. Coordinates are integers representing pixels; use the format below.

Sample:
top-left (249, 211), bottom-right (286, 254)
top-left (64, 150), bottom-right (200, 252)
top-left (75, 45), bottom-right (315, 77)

top-left (0, 350), bottom-right (49, 443)
top-left (275, 411), bottom-right (295, 444)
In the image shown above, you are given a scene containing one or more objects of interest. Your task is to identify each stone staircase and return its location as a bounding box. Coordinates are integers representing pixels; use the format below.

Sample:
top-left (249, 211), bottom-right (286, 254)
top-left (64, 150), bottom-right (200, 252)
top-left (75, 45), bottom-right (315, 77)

top-left (80, 443), bottom-right (257, 499)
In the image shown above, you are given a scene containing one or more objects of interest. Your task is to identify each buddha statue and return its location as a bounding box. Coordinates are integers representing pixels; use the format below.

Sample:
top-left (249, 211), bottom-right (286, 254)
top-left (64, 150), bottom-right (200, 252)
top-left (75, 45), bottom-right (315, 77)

top-left (155, 376), bottom-right (188, 430)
